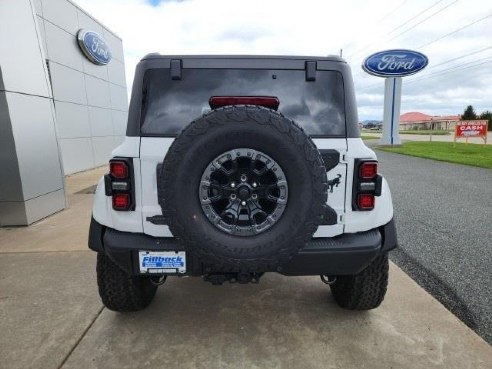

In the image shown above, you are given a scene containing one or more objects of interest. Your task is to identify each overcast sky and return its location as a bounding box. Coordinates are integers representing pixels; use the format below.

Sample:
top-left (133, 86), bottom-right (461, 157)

top-left (76, 0), bottom-right (491, 120)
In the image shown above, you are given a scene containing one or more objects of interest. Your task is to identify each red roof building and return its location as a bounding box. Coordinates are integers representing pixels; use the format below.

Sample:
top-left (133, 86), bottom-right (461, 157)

top-left (400, 112), bottom-right (460, 131)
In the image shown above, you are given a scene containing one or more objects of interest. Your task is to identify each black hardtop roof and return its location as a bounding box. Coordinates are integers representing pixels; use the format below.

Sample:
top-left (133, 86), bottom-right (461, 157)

top-left (141, 53), bottom-right (346, 63)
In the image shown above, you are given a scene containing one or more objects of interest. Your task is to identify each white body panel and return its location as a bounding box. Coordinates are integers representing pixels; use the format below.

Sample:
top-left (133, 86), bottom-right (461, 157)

top-left (93, 136), bottom-right (394, 238)
top-left (111, 136), bottom-right (140, 158)
top-left (93, 136), bottom-right (144, 232)
top-left (139, 137), bottom-right (174, 237)
top-left (312, 139), bottom-right (347, 238)
top-left (343, 138), bottom-right (394, 233)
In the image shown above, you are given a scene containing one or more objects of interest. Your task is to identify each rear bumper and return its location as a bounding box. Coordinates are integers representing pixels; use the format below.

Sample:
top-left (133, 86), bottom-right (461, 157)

top-left (89, 217), bottom-right (397, 276)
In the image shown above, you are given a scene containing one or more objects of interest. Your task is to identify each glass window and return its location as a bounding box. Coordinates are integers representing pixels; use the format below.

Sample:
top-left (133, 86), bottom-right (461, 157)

top-left (141, 68), bottom-right (346, 136)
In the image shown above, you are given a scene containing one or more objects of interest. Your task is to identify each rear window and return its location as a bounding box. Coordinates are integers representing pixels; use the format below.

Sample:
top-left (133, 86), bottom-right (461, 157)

top-left (140, 68), bottom-right (346, 137)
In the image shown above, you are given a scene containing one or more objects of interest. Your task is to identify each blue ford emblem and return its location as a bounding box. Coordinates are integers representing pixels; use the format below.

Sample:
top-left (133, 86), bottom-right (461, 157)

top-left (77, 29), bottom-right (111, 66)
top-left (362, 49), bottom-right (428, 77)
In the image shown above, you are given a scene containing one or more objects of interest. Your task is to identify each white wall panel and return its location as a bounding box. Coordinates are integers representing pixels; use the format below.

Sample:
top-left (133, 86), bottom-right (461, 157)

top-left (102, 29), bottom-right (124, 62)
top-left (7, 92), bottom-right (64, 200)
top-left (88, 106), bottom-right (113, 136)
top-left (81, 56), bottom-right (109, 80)
top-left (107, 60), bottom-right (126, 87)
top-left (36, 16), bottom-right (48, 58)
top-left (59, 137), bottom-right (95, 174)
top-left (0, 0), bottom-right (51, 97)
top-left (113, 136), bottom-right (125, 148)
top-left (50, 62), bottom-right (87, 104)
top-left (41, 0), bottom-right (79, 35)
top-left (55, 101), bottom-right (91, 138)
top-left (0, 201), bottom-right (28, 226)
top-left (0, 91), bottom-right (23, 202)
top-left (44, 21), bottom-right (83, 71)
top-left (109, 83), bottom-right (128, 111)
top-left (1, 0), bottom-right (128, 225)
top-left (85, 75), bottom-right (111, 108)
top-left (76, 9), bottom-right (103, 35)
top-left (111, 109), bottom-right (128, 135)
top-left (33, 0), bottom-right (43, 16)
top-left (92, 136), bottom-right (115, 165)
top-left (25, 188), bottom-right (66, 224)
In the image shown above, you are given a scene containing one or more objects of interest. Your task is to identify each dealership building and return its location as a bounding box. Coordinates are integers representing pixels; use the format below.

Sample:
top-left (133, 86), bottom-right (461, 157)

top-left (0, 0), bottom-right (128, 226)
top-left (400, 112), bottom-right (460, 131)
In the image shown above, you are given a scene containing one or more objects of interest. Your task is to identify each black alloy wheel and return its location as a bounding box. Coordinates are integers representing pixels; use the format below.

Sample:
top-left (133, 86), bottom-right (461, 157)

top-left (199, 148), bottom-right (288, 236)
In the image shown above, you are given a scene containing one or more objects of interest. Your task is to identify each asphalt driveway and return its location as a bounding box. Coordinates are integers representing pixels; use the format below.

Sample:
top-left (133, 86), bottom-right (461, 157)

top-left (375, 148), bottom-right (492, 344)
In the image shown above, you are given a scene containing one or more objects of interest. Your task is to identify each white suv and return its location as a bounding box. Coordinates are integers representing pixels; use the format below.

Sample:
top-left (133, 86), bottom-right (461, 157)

top-left (89, 55), bottom-right (397, 312)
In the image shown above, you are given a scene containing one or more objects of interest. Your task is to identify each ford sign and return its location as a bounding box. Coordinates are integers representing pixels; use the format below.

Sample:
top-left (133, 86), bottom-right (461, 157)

top-left (362, 49), bottom-right (428, 77)
top-left (77, 29), bottom-right (111, 65)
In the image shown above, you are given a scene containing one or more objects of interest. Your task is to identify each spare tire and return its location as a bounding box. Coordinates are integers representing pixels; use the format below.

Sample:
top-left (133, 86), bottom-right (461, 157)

top-left (158, 105), bottom-right (327, 271)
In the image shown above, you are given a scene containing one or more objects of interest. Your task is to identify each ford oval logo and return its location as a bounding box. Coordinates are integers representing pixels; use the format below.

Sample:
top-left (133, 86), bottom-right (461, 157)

top-left (77, 29), bottom-right (111, 66)
top-left (362, 49), bottom-right (428, 77)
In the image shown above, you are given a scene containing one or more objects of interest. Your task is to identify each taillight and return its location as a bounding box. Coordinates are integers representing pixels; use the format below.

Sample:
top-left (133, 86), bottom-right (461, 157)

top-left (353, 160), bottom-right (381, 211)
top-left (357, 194), bottom-right (375, 210)
top-left (105, 158), bottom-right (134, 211)
top-left (209, 96), bottom-right (280, 110)
top-left (359, 162), bottom-right (378, 179)
top-left (110, 161), bottom-right (128, 179)
top-left (112, 193), bottom-right (130, 210)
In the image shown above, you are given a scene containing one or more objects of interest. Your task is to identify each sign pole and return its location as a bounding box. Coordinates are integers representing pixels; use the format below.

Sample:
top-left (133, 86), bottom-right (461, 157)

top-left (484, 121), bottom-right (488, 144)
top-left (381, 77), bottom-right (402, 146)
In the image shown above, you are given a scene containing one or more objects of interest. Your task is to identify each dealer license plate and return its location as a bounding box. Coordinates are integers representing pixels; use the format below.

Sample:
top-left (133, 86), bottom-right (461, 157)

top-left (138, 251), bottom-right (186, 274)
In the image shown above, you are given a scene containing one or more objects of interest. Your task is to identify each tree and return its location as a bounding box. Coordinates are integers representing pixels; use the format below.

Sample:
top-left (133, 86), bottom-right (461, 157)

top-left (461, 105), bottom-right (477, 120)
top-left (479, 110), bottom-right (492, 131)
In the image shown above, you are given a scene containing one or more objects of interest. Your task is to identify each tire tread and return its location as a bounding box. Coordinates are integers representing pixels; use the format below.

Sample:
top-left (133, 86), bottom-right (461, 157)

top-left (330, 253), bottom-right (389, 310)
top-left (96, 253), bottom-right (157, 312)
top-left (158, 105), bottom-right (328, 270)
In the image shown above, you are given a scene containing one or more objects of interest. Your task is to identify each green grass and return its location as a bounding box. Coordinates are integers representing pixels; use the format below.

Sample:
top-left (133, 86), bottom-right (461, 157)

top-left (399, 130), bottom-right (451, 135)
top-left (361, 135), bottom-right (379, 140)
top-left (377, 141), bottom-right (492, 169)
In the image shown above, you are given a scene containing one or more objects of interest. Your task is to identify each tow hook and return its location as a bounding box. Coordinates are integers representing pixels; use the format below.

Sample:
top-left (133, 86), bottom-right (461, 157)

top-left (150, 275), bottom-right (167, 286)
top-left (320, 275), bottom-right (337, 285)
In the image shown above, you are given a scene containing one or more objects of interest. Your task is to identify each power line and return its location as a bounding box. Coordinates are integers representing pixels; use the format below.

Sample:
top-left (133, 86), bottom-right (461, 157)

top-left (404, 59), bottom-right (492, 84)
top-left (388, 0), bottom-right (446, 35)
top-left (418, 13), bottom-right (492, 49)
top-left (424, 45), bottom-right (492, 70)
top-left (347, 0), bottom-right (459, 60)
top-left (406, 57), bottom-right (492, 81)
top-left (378, 0), bottom-right (410, 23)
top-left (347, 4), bottom-right (490, 82)
top-left (387, 0), bottom-right (460, 42)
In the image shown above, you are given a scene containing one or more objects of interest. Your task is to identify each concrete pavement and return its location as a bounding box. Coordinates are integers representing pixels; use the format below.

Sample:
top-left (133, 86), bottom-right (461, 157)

top-left (1, 167), bottom-right (491, 369)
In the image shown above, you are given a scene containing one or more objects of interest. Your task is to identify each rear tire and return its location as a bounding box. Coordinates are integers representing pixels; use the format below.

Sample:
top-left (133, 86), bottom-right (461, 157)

top-left (330, 253), bottom-right (389, 310)
top-left (96, 253), bottom-right (157, 312)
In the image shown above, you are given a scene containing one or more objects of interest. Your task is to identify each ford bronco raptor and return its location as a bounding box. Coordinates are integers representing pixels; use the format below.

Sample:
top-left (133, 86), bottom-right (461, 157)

top-left (89, 55), bottom-right (397, 312)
